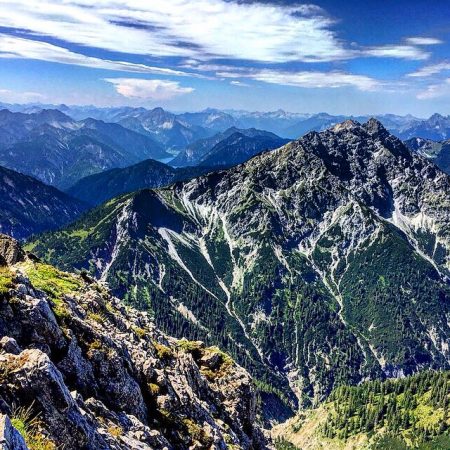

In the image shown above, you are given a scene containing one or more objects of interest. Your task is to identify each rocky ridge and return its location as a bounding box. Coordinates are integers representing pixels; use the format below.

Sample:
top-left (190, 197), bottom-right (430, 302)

top-left (0, 234), bottom-right (266, 449)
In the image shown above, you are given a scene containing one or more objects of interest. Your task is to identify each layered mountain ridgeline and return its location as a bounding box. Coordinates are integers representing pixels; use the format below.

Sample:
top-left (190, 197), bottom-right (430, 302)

top-left (273, 370), bottom-right (449, 449)
top-left (197, 132), bottom-right (289, 168)
top-left (0, 234), bottom-right (266, 449)
top-left (405, 137), bottom-right (450, 175)
top-left (172, 127), bottom-right (288, 167)
top-left (397, 114), bottom-right (450, 141)
top-left (29, 119), bottom-right (450, 421)
top-left (0, 109), bottom-right (168, 189)
top-left (66, 159), bottom-right (215, 206)
top-left (108, 107), bottom-right (213, 151)
top-left (224, 110), bottom-right (310, 137)
top-left (0, 165), bottom-right (87, 240)
top-left (60, 106), bottom-right (227, 150)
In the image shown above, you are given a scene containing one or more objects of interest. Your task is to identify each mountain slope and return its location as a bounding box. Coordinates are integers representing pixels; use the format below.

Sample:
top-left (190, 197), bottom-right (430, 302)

top-left (283, 113), bottom-right (347, 138)
top-left (273, 370), bottom-right (449, 449)
top-left (29, 119), bottom-right (450, 417)
top-left (198, 131), bottom-right (289, 167)
top-left (172, 127), bottom-right (287, 167)
top-left (66, 159), bottom-right (213, 206)
top-left (0, 109), bottom-right (168, 189)
top-left (397, 114), bottom-right (450, 141)
top-left (0, 165), bottom-right (87, 239)
top-left (0, 234), bottom-right (266, 449)
top-left (115, 107), bottom-right (211, 151)
top-left (405, 137), bottom-right (450, 174)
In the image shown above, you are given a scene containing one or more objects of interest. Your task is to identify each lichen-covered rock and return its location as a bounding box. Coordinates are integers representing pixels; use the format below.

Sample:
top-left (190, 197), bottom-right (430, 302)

top-left (0, 238), bottom-right (267, 449)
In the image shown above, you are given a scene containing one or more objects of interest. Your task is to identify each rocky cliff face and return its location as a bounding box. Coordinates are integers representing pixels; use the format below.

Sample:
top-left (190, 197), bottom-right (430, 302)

top-left (0, 234), bottom-right (266, 449)
top-left (30, 119), bottom-right (450, 420)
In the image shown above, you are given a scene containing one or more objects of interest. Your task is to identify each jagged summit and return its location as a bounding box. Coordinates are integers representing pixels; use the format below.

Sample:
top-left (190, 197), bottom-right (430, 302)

top-left (363, 117), bottom-right (388, 135)
top-left (332, 119), bottom-right (361, 133)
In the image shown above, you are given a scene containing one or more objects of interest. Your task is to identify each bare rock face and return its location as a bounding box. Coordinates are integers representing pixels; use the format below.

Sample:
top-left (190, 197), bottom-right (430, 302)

top-left (0, 240), bottom-right (267, 449)
top-left (0, 235), bottom-right (25, 266)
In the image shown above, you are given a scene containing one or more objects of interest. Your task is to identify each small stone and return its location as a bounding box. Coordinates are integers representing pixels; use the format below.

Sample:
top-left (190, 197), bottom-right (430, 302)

top-left (0, 337), bottom-right (21, 355)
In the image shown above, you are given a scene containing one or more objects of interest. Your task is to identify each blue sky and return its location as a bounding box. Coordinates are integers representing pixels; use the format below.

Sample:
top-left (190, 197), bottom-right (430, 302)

top-left (0, 0), bottom-right (449, 116)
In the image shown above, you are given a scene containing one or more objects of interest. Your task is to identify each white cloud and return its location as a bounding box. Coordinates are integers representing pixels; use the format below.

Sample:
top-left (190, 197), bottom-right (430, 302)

top-left (216, 68), bottom-right (380, 91)
top-left (417, 78), bottom-right (450, 99)
top-left (255, 70), bottom-right (379, 91)
top-left (104, 78), bottom-right (194, 100)
top-left (363, 45), bottom-right (429, 60)
top-left (0, 0), bottom-right (408, 64)
top-left (230, 80), bottom-right (250, 87)
top-left (0, 88), bottom-right (46, 103)
top-left (0, 34), bottom-right (190, 76)
top-left (406, 37), bottom-right (443, 46)
top-left (408, 62), bottom-right (450, 78)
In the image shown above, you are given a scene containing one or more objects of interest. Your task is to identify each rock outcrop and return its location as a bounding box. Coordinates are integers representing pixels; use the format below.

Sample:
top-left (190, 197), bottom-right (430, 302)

top-left (0, 235), bottom-right (266, 449)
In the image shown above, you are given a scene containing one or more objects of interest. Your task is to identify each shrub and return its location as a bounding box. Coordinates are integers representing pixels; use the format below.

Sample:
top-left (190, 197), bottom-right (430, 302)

top-left (152, 340), bottom-right (173, 360)
top-left (11, 404), bottom-right (56, 450)
top-left (0, 267), bottom-right (14, 296)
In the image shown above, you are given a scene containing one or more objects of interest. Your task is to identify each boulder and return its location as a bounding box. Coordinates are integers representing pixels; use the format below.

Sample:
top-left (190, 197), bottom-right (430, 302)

top-left (0, 235), bottom-right (25, 266)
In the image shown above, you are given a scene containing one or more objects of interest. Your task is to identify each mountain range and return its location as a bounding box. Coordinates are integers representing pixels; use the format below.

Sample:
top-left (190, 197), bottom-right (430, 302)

top-left (28, 119), bottom-right (450, 423)
top-left (172, 127), bottom-right (288, 167)
top-left (405, 137), bottom-right (450, 175)
top-left (0, 109), bottom-right (169, 189)
top-left (4, 102), bottom-right (450, 142)
top-left (0, 164), bottom-right (87, 239)
top-left (66, 160), bottom-right (214, 206)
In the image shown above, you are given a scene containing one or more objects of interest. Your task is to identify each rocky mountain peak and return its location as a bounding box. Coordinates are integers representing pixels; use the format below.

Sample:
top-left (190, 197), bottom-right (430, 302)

top-left (363, 117), bottom-right (388, 136)
top-left (332, 119), bottom-right (360, 133)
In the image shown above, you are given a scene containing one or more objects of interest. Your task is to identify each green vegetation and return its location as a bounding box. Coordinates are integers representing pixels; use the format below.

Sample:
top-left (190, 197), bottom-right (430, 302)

top-left (322, 371), bottom-right (449, 448)
top-left (24, 262), bottom-right (82, 320)
top-left (274, 438), bottom-right (299, 450)
top-left (0, 266), bottom-right (14, 296)
top-left (199, 347), bottom-right (234, 380)
top-left (11, 404), bottom-right (56, 450)
top-left (152, 340), bottom-right (173, 360)
top-left (25, 263), bottom-right (82, 299)
top-left (132, 325), bottom-right (147, 339)
top-left (107, 425), bottom-right (123, 439)
top-left (182, 418), bottom-right (213, 447)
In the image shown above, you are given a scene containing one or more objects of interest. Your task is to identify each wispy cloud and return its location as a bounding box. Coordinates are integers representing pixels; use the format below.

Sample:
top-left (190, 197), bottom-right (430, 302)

top-left (0, 88), bottom-right (46, 103)
top-left (406, 37), bottom-right (443, 46)
top-left (0, 0), bottom-right (351, 63)
top-left (0, 0), bottom-right (434, 65)
top-left (0, 34), bottom-right (191, 76)
top-left (363, 45), bottom-right (430, 60)
top-left (230, 80), bottom-right (251, 87)
top-left (408, 62), bottom-right (450, 77)
top-left (417, 78), bottom-right (450, 99)
top-left (248, 69), bottom-right (380, 91)
top-left (104, 78), bottom-right (194, 100)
